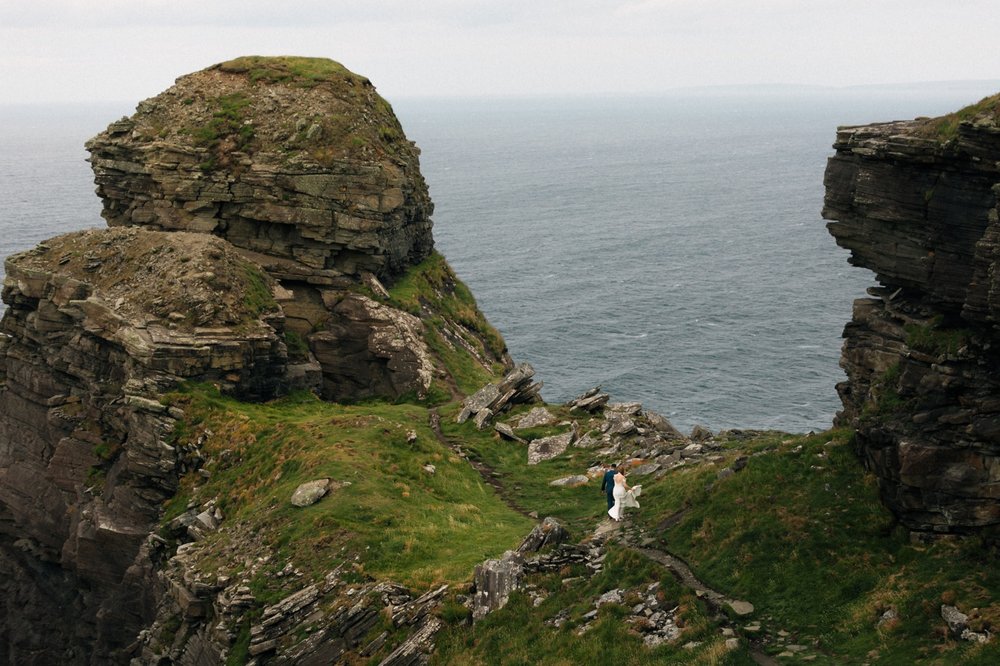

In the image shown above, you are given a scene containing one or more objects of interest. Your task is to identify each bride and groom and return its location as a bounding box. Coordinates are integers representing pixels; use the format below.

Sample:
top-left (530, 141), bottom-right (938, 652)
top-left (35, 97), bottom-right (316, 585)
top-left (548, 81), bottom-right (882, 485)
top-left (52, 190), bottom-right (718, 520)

top-left (601, 463), bottom-right (640, 522)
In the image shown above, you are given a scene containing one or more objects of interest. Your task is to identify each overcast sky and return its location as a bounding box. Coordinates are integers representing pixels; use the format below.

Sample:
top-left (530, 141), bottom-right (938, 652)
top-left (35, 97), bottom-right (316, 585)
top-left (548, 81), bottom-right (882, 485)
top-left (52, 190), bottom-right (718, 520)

top-left (2, 0), bottom-right (999, 104)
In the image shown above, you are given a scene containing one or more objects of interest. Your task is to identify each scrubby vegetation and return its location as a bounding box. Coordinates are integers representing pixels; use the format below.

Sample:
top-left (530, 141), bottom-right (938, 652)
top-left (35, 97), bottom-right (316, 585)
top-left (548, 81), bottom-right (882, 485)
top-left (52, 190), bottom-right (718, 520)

top-left (218, 55), bottom-right (368, 88)
top-left (917, 92), bottom-right (1000, 140)
top-left (904, 319), bottom-right (971, 357)
top-left (385, 252), bottom-right (509, 396)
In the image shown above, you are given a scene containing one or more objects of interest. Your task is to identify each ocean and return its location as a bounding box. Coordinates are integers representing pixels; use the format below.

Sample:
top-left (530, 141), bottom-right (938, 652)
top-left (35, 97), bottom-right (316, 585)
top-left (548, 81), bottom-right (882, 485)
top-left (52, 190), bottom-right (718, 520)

top-left (2, 83), bottom-right (998, 433)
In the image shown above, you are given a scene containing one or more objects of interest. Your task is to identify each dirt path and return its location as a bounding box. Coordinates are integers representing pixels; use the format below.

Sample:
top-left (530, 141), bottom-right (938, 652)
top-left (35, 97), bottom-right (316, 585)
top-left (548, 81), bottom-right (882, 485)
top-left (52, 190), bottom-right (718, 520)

top-left (428, 409), bottom-right (535, 519)
top-left (620, 537), bottom-right (782, 666)
top-left (432, 406), bottom-right (786, 664)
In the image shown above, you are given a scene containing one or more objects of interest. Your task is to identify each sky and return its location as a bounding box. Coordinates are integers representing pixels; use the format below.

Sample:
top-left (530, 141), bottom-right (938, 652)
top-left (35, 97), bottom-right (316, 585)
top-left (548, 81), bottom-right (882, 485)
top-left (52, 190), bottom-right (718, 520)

top-left (2, 0), bottom-right (1000, 104)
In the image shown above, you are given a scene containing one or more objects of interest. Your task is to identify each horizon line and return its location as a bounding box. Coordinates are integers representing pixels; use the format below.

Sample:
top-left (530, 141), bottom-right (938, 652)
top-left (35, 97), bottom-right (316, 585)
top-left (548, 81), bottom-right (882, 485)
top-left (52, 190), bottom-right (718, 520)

top-left (2, 79), bottom-right (998, 108)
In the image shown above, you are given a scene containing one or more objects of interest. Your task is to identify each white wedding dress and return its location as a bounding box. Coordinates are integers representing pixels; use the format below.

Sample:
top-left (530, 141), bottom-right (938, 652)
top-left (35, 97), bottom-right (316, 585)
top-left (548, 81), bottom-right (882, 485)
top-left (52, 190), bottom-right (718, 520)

top-left (608, 480), bottom-right (640, 521)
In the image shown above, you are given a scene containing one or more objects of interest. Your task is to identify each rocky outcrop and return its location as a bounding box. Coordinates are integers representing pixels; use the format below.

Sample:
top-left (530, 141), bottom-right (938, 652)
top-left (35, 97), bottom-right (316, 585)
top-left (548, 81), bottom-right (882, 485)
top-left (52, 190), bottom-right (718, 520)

top-left (310, 292), bottom-right (434, 401)
top-left (1, 57), bottom-right (509, 663)
top-left (822, 95), bottom-right (1000, 538)
top-left (456, 363), bottom-right (542, 427)
top-left (0, 227), bottom-right (296, 663)
top-left (86, 56), bottom-right (433, 286)
top-left (82, 56), bottom-right (456, 405)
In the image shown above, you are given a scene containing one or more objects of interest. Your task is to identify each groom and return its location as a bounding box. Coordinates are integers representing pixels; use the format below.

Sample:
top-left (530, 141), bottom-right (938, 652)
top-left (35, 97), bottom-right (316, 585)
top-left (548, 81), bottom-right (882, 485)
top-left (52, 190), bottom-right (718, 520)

top-left (600, 462), bottom-right (616, 511)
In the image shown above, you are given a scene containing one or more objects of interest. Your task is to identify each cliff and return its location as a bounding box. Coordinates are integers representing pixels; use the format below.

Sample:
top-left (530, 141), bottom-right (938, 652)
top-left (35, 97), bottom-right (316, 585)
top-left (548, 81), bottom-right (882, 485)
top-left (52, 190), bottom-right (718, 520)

top-left (83, 56), bottom-right (483, 403)
top-left (822, 93), bottom-right (1000, 538)
top-left (87, 56), bottom-right (433, 284)
top-left (0, 57), bottom-right (509, 664)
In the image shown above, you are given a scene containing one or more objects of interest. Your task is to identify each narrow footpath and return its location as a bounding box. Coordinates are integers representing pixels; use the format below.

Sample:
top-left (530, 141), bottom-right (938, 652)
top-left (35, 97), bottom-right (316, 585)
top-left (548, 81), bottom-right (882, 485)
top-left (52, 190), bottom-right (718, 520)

top-left (431, 408), bottom-right (805, 664)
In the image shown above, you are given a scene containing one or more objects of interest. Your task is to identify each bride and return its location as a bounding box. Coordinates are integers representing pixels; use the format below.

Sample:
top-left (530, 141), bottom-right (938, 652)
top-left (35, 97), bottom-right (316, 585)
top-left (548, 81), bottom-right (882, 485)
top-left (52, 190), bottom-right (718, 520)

top-left (608, 465), bottom-right (639, 521)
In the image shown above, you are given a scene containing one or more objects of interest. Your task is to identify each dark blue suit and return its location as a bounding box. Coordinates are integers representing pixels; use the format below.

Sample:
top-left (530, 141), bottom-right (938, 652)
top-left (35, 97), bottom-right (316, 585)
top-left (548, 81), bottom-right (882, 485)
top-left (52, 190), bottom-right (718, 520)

top-left (601, 469), bottom-right (616, 510)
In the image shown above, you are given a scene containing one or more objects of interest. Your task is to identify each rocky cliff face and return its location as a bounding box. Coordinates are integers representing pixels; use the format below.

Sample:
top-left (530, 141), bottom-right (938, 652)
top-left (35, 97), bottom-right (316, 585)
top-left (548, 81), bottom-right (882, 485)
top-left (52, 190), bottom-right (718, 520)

top-left (87, 56), bottom-right (433, 285)
top-left (85, 56), bottom-right (452, 402)
top-left (0, 57), bottom-right (508, 664)
top-left (822, 95), bottom-right (1000, 538)
top-left (0, 228), bottom-right (293, 662)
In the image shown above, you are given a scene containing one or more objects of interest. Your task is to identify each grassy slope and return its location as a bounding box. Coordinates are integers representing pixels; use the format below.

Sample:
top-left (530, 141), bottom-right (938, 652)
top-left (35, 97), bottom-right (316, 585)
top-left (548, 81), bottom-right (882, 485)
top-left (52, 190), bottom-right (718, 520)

top-left (156, 257), bottom-right (1000, 664)
top-left (383, 251), bottom-right (509, 397)
top-left (915, 92), bottom-right (1000, 140)
top-left (164, 386), bottom-right (534, 594)
top-left (429, 420), bottom-right (1000, 665)
top-left (162, 391), bottom-right (1000, 664)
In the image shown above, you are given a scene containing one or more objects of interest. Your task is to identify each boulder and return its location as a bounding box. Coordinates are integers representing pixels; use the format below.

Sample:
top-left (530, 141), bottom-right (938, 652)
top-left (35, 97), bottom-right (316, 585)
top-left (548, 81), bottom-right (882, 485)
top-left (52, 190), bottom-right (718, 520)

top-left (494, 422), bottom-right (526, 444)
top-left (629, 463), bottom-right (661, 477)
top-left (690, 425), bottom-right (713, 441)
top-left (471, 551), bottom-right (524, 620)
top-left (941, 605), bottom-right (969, 637)
top-left (518, 517), bottom-right (569, 553)
top-left (527, 432), bottom-right (573, 465)
top-left (457, 363), bottom-right (541, 426)
top-left (567, 387), bottom-right (609, 412)
top-left (549, 475), bottom-right (590, 487)
top-left (644, 410), bottom-right (684, 438)
top-left (291, 479), bottom-right (331, 507)
top-left (513, 407), bottom-right (557, 429)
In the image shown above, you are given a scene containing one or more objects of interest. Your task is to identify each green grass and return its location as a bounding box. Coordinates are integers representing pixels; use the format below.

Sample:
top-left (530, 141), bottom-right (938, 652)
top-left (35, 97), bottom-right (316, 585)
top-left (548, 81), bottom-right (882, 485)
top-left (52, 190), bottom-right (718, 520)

top-left (438, 402), bottom-right (610, 535)
top-left (861, 363), bottom-right (907, 418)
top-left (218, 55), bottom-right (368, 88)
top-left (636, 431), bottom-right (1000, 664)
top-left (240, 263), bottom-right (278, 318)
top-left (163, 385), bottom-right (533, 590)
top-left (283, 330), bottom-right (309, 361)
top-left (160, 380), bottom-right (1000, 664)
top-left (424, 421), bottom-right (1000, 664)
top-left (193, 93), bottom-right (254, 151)
top-left (904, 320), bottom-right (971, 357)
top-left (917, 92), bottom-right (1000, 141)
top-left (385, 252), bottom-right (508, 396)
top-left (433, 547), bottom-right (755, 666)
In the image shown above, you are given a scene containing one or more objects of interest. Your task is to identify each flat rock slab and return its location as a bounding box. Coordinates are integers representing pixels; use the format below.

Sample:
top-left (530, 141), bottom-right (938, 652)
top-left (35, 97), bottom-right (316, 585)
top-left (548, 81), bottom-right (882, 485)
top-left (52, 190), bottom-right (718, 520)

top-left (494, 422), bottom-right (526, 443)
top-left (513, 407), bottom-right (557, 429)
top-left (629, 462), bottom-right (661, 477)
top-left (549, 475), bottom-right (589, 487)
top-left (527, 432), bottom-right (573, 465)
top-left (291, 479), bottom-right (331, 507)
top-left (727, 600), bottom-right (755, 616)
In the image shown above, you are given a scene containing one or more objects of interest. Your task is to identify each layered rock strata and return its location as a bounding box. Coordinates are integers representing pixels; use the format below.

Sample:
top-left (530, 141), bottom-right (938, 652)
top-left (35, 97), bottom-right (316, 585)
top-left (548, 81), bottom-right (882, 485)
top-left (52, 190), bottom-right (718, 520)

top-left (86, 56), bottom-right (433, 285)
top-left (85, 56), bottom-right (452, 402)
top-left (822, 97), bottom-right (1000, 538)
top-left (1, 57), bottom-right (509, 663)
top-left (0, 227), bottom-right (295, 663)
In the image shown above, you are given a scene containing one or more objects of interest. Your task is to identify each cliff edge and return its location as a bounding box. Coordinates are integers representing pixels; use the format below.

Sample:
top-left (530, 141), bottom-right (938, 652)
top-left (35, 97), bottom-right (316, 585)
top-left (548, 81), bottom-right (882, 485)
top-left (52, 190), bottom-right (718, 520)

top-left (823, 93), bottom-right (1000, 538)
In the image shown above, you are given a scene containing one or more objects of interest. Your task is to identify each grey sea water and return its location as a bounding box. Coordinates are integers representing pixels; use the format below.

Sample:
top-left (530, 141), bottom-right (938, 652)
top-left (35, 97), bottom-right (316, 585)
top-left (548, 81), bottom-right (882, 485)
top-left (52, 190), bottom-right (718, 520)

top-left (2, 83), bottom-right (998, 432)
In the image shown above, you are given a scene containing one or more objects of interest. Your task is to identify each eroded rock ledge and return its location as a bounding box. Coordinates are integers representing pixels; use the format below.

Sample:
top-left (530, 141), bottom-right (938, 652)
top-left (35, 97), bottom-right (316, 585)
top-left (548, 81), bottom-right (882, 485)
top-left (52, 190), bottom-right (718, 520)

top-left (822, 97), bottom-right (1000, 538)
